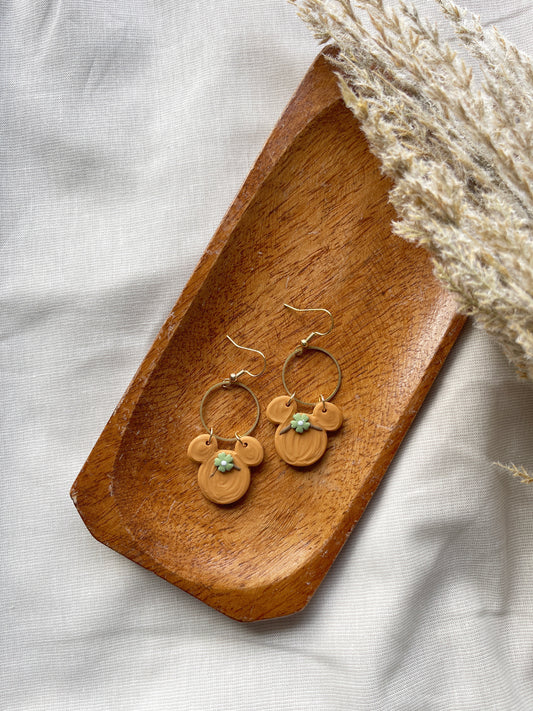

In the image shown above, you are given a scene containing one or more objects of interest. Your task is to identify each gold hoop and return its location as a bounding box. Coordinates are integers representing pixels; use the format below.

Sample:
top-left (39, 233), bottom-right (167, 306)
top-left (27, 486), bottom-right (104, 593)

top-left (199, 380), bottom-right (260, 443)
top-left (282, 346), bottom-right (342, 408)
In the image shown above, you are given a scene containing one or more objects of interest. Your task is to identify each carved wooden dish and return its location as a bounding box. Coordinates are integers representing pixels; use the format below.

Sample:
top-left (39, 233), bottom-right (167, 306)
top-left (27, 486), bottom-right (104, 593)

top-left (71, 49), bottom-right (465, 621)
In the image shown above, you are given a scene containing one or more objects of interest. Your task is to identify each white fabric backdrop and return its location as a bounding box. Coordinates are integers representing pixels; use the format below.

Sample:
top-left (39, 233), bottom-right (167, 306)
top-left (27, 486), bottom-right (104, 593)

top-left (2, 1), bottom-right (533, 709)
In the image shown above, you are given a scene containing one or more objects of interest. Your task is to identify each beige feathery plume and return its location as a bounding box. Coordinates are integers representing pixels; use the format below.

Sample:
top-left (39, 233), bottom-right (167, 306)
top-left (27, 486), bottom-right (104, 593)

top-left (290, 0), bottom-right (533, 382)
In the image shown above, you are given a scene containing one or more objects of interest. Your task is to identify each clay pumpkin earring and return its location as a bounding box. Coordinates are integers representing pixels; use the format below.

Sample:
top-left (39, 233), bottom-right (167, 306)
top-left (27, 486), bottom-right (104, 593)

top-left (187, 337), bottom-right (265, 505)
top-left (266, 305), bottom-right (343, 467)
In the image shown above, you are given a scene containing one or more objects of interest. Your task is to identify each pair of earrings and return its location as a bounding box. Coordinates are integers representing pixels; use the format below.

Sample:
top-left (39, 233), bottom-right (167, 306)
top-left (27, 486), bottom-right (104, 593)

top-left (187, 305), bottom-right (343, 505)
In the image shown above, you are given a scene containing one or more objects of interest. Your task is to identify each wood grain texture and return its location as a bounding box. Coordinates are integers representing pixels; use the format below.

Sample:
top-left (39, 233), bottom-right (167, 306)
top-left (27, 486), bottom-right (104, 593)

top-left (71, 49), bottom-right (466, 621)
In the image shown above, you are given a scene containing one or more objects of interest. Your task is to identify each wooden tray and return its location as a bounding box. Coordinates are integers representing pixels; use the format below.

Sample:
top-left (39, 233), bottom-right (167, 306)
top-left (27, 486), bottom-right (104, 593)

top-left (71, 49), bottom-right (465, 621)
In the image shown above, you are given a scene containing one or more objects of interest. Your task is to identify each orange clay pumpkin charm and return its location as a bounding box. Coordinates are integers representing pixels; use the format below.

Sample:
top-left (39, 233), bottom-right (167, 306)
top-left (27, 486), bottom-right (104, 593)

top-left (266, 395), bottom-right (343, 467)
top-left (187, 336), bottom-right (267, 505)
top-left (187, 433), bottom-right (264, 505)
top-left (268, 304), bottom-right (343, 467)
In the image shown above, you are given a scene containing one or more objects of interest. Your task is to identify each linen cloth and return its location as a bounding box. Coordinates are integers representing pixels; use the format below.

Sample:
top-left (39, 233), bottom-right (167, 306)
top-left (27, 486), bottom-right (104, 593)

top-left (2, 1), bottom-right (533, 709)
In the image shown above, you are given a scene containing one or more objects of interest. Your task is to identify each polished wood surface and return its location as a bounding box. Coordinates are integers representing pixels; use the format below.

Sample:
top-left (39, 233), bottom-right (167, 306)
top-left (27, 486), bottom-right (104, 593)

top-left (71, 49), bottom-right (465, 621)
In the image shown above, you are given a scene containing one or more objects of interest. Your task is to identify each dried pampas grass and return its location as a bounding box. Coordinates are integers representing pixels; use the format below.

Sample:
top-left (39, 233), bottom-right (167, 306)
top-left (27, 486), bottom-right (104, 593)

top-left (290, 0), bottom-right (533, 381)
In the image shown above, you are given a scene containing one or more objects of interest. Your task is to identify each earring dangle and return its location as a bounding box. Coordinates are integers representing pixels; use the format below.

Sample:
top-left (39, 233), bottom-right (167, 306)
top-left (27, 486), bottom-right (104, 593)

top-left (187, 337), bottom-right (265, 505)
top-left (266, 305), bottom-right (343, 467)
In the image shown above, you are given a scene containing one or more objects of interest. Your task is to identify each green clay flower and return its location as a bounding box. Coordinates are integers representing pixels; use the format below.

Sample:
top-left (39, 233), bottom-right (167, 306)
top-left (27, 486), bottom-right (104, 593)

top-left (290, 413), bottom-right (311, 434)
top-left (214, 452), bottom-right (234, 473)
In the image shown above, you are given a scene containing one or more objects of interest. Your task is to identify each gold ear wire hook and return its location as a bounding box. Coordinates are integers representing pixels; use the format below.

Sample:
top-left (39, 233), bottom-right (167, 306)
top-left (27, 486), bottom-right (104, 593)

top-left (283, 303), bottom-right (334, 350)
top-left (225, 335), bottom-right (266, 383)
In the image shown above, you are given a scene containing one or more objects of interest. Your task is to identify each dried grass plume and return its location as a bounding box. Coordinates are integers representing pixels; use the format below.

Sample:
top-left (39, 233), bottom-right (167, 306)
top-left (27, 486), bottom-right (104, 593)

top-left (291, 0), bottom-right (533, 381)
